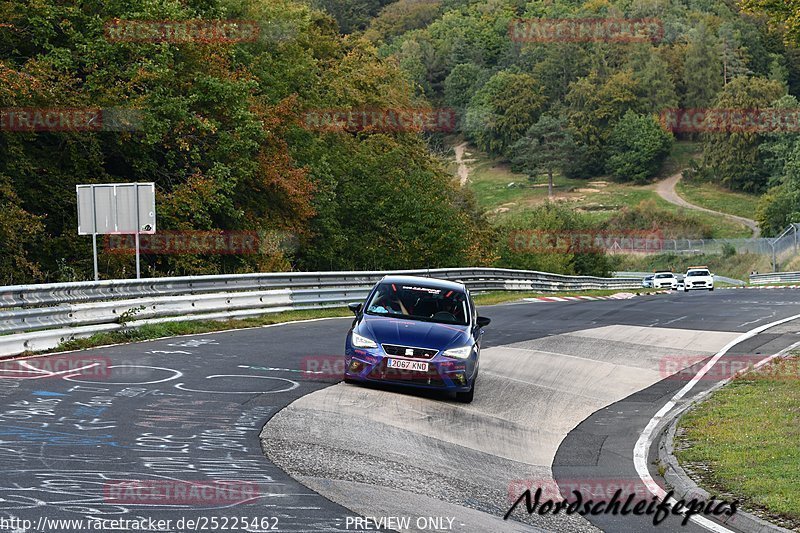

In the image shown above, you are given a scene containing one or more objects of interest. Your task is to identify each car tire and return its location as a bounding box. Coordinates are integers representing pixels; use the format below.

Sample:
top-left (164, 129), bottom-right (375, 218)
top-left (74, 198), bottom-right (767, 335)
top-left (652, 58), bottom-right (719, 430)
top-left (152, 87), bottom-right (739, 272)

top-left (709, 287), bottom-right (714, 291)
top-left (456, 380), bottom-right (475, 403)
top-left (344, 377), bottom-right (358, 385)
top-left (683, 287), bottom-right (688, 292)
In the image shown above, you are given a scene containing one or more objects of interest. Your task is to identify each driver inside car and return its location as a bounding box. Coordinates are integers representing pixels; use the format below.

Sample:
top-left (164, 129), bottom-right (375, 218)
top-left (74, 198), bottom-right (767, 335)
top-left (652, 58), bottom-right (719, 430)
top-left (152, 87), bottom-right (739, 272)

top-left (368, 290), bottom-right (408, 315)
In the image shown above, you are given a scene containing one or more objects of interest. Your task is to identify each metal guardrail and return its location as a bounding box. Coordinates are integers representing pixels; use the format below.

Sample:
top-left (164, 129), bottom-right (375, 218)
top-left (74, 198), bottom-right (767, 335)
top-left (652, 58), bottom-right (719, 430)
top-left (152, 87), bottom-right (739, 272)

top-left (750, 271), bottom-right (800, 285)
top-left (0, 268), bottom-right (640, 357)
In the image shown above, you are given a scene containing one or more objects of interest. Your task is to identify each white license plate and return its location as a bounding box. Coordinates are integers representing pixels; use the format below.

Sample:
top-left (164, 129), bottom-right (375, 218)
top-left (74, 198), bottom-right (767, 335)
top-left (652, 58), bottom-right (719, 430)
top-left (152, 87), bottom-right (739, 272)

top-left (386, 359), bottom-right (429, 372)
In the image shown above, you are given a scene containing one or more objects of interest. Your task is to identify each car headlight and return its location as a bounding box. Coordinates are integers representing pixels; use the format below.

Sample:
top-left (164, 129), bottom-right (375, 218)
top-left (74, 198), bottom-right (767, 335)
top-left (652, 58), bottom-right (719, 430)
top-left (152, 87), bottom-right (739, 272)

top-left (443, 345), bottom-right (474, 359)
top-left (351, 332), bottom-right (377, 349)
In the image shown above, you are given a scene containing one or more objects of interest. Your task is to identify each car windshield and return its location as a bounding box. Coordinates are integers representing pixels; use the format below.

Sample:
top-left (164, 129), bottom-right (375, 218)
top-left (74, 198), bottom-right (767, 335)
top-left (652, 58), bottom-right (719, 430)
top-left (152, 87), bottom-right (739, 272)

top-left (364, 282), bottom-right (469, 326)
top-left (655, 274), bottom-right (673, 278)
top-left (687, 270), bottom-right (710, 276)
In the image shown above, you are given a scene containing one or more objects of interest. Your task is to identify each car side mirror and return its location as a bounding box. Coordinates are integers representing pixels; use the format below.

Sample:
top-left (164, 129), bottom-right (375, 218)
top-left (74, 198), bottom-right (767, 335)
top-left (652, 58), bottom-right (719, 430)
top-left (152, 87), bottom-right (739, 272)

top-left (348, 302), bottom-right (362, 316)
top-left (476, 316), bottom-right (491, 328)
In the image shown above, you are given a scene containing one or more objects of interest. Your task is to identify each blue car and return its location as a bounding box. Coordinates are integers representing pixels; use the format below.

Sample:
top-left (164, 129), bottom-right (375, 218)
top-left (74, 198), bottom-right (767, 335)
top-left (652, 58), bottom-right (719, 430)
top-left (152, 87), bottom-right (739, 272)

top-left (344, 275), bottom-right (490, 403)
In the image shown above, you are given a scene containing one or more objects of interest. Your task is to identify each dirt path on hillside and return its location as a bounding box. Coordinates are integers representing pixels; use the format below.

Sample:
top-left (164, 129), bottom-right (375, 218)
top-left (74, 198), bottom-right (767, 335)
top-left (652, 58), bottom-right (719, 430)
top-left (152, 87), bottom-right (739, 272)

top-left (454, 142), bottom-right (476, 186)
top-left (655, 172), bottom-right (761, 237)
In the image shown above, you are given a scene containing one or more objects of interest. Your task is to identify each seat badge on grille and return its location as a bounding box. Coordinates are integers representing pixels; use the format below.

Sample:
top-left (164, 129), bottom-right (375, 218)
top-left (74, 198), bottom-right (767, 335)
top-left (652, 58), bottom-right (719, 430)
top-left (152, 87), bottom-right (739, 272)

top-left (405, 348), bottom-right (414, 356)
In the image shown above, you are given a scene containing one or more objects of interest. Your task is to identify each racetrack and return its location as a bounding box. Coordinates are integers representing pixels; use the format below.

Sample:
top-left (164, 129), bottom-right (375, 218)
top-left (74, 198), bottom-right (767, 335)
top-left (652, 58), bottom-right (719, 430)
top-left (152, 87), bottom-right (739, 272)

top-left (0, 290), bottom-right (798, 532)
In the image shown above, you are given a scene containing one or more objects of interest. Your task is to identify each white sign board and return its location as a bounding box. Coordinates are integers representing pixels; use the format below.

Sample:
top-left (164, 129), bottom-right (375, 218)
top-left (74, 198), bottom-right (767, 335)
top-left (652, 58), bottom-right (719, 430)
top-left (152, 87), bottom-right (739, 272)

top-left (77, 183), bottom-right (156, 235)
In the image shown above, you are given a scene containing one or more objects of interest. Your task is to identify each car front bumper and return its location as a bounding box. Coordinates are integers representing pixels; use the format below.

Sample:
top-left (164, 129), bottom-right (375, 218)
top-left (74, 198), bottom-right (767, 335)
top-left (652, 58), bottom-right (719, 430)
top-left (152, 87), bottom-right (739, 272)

top-left (344, 347), bottom-right (475, 392)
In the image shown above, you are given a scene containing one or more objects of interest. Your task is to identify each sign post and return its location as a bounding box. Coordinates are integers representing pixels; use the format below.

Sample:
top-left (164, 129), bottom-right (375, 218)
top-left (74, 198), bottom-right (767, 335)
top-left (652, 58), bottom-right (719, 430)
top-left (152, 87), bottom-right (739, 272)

top-left (77, 183), bottom-right (156, 280)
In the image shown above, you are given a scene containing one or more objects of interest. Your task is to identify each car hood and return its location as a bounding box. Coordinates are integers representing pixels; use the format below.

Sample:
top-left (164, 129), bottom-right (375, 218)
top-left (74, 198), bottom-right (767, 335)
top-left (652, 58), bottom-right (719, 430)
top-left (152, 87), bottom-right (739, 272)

top-left (359, 314), bottom-right (470, 350)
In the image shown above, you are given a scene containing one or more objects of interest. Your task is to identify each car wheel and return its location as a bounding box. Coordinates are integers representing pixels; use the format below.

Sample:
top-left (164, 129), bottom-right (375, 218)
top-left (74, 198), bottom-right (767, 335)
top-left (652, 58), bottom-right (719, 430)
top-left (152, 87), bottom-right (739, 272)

top-left (456, 380), bottom-right (475, 403)
top-left (709, 287), bottom-right (714, 291)
top-left (344, 377), bottom-right (358, 385)
top-left (683, 287), bottom-right (688, 292)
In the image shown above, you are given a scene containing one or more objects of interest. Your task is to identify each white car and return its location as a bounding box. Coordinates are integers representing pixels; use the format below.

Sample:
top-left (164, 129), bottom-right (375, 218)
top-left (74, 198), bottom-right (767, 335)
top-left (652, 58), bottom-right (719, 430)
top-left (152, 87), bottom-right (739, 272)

top-left (683, 267), bottom-right (714, 291)
top-left (641, 275), bottom-right (654, 288)
top-left (652, 272), bottom-right (678, 289)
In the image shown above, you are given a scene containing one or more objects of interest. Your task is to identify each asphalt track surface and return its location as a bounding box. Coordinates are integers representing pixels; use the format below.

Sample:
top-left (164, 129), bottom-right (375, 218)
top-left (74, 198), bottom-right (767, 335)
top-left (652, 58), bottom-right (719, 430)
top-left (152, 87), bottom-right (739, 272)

top-left (0, 289), bottom-right (798, 533)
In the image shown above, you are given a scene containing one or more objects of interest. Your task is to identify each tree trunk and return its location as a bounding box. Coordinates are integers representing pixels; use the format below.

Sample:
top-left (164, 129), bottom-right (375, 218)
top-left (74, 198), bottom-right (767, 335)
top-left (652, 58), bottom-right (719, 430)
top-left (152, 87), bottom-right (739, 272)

top-left (548, 169), bottom-right (554, 199)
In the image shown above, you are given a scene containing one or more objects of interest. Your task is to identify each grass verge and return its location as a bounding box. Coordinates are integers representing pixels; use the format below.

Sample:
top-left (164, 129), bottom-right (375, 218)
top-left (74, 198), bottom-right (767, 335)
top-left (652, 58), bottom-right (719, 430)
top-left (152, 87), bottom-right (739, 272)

top-left (676, 179), bottom-right (760, 220)
top-left (675, 353), bottom-right (800, 529)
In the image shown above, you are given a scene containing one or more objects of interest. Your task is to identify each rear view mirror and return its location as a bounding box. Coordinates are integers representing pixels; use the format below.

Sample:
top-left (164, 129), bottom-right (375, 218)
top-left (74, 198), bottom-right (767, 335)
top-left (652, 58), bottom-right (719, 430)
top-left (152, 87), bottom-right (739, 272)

top-left (348, 302), bottom-right (362, 315)
top-left (476, 316), bottom-right (491, 328)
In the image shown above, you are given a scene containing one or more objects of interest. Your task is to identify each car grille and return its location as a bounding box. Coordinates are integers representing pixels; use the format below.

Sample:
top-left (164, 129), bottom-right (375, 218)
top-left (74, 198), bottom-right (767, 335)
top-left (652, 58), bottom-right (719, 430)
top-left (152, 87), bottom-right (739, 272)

top-left (381, 344), bottom-right (438, 359)
top-left (368, 360), bottom-right (445, 387)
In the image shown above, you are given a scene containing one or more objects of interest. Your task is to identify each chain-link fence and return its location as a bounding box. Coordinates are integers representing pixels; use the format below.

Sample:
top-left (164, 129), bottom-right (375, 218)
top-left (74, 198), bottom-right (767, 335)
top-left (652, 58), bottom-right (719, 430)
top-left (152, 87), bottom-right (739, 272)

top-left (660, 224), bottom-right (800, 272)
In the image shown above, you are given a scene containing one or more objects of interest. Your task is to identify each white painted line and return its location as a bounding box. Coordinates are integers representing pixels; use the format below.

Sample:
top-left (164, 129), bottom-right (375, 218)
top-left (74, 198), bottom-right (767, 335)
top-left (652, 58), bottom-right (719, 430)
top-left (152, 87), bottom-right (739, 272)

top-left (633, 311), bottom-right (800, 532)
top-left (237, 364), bottom-right (320, 374)
top-left (662, 315), bottom-right (688, 326)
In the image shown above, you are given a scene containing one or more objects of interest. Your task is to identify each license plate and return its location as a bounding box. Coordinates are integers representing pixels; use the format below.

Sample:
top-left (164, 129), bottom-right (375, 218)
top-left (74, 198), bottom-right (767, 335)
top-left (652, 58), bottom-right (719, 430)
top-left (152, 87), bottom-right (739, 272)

top-left (387, 359), bottom-right (429, 372)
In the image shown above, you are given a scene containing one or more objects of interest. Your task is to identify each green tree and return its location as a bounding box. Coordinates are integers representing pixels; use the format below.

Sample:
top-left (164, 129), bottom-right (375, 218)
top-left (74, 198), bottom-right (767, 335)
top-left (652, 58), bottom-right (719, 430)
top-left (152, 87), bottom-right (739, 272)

top-left (719, 23), bottom-right (752, 85)
top-left (698, 77), bottom-right (786, 191)
top-left (627, 46), bottom-right (679, 111)
top-left (510, 113), bottom-right (577, 198)
top-left (313, 0), bottom-right (393, 34)
top-left (607, 111), bottom-right (673, 183)
top-left (739, 0), bottom-right (800, 46)
top-left (0, 174), bottom-right (44, 284)
top-left (683, 23), bottom-right (723, 108)
top-left (364, 0), bottom-right (442, 42)
top-left (465, 70), bottom-right (547, 157)
top-left (756, 142), bottom-right (800, 235)
top-left (566, 70), bottom-right (643, 174)
top-left (443, 63), bottom-right (489, 112)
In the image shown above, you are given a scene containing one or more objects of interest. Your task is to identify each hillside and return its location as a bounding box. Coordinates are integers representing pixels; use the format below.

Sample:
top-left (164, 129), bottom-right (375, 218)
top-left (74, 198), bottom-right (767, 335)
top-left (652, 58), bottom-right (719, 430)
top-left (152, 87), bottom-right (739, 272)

top-left (455, 141), bottom-right (753, 239)
top-left (360, 0), bottom-right (800, 237)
